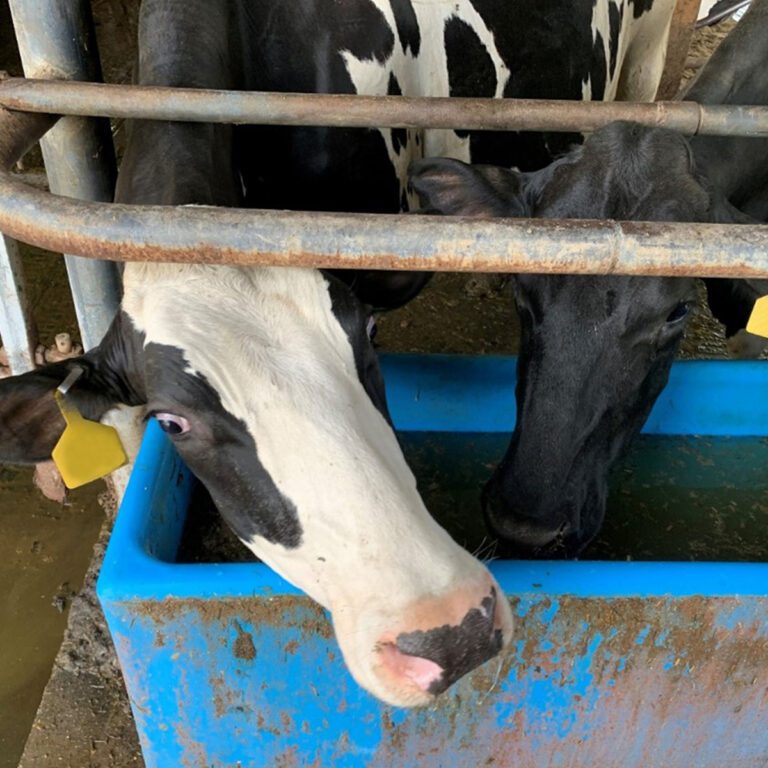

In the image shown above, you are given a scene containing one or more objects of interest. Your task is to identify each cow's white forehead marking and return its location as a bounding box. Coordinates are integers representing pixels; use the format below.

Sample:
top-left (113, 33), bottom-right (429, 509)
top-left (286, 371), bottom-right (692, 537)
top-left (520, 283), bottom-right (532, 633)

top-left (122, 263), bottom-right (477, 610)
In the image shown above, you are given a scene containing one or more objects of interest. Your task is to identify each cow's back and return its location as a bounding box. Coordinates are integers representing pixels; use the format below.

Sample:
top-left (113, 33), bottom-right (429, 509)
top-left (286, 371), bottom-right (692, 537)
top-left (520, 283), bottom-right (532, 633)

top-left (235, 0), bottom-right (676, 215)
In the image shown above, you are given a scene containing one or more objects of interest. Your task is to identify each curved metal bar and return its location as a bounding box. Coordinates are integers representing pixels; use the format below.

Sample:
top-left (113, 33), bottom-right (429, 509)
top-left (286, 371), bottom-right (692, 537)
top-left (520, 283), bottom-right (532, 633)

top-left (2, 104), bottom-right (768, 278)
top-left (3, 78), bottom-right (768, 137)
top-left (2, 166), bottom-right (768, 277)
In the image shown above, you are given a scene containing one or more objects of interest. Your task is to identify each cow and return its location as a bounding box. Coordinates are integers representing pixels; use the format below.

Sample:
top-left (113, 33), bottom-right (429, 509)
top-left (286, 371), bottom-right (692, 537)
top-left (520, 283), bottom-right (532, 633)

top-left (409, 0), bottom-right (768, 559)
top-left (0, 0), bottom-right (678, 705)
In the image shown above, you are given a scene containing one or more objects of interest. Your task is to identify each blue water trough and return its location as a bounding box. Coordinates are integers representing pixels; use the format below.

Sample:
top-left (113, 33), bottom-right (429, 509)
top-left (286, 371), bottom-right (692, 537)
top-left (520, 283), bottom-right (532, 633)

top-left (97, 354), bottom-right (768, 768)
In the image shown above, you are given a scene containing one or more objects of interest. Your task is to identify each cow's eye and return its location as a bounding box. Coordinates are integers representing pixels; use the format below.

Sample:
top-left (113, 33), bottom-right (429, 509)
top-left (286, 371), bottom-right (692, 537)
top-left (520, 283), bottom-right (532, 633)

top-left (666, 302), bottom-right (690, 323)
top-left (155, 413), bottom-right (191, 435)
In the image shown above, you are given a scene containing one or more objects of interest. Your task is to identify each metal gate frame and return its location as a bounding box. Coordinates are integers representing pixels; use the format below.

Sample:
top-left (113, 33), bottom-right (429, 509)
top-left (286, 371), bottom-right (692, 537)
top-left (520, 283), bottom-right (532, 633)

top-left (1, 2), bottom-right (768, 379)
top-left (2, 89), bottom-right (768, 270)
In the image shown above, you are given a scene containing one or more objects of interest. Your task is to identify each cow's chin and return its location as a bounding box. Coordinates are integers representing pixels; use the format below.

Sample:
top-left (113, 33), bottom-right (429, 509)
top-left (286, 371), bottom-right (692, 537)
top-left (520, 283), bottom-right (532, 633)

top-left (329, 573), bottom-right (515, 708)
top-left (483, 474), bottom-right (609, 560)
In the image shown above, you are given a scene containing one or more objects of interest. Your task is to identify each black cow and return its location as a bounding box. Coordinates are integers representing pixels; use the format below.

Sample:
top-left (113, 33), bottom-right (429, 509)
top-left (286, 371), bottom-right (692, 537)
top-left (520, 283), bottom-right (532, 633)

top-left (410, 0), bottom-right (768, 558)
top-left (0, 0), bottom-right (677, 704)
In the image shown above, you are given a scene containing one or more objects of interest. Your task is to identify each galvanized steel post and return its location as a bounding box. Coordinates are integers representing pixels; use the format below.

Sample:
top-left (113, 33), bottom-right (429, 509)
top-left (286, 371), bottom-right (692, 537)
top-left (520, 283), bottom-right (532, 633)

top-left (0, 234), bottom-right (35, 373)
top-left (8, 0), bottom-right (120, 351)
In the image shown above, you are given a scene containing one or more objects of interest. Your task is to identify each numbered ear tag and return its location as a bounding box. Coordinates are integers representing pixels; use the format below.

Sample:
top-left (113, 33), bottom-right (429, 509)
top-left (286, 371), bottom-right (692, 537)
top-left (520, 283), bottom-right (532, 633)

top-left (52, 391), bottom-right (128, 489)
top-left (747, 295), bottom-right (768, 339)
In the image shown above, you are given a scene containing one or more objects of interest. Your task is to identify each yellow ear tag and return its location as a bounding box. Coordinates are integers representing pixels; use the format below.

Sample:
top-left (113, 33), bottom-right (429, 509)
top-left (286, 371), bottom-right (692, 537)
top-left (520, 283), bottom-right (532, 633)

top-left (747, 295), bottom-right (768, 339)
top-left (52, 390), bottom-right (128, 489)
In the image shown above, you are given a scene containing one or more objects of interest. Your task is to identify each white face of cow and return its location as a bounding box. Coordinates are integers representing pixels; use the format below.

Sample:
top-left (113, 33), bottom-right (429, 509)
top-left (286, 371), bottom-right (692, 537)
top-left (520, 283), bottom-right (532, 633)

top-left (119, 263), bottom-right (513, 706)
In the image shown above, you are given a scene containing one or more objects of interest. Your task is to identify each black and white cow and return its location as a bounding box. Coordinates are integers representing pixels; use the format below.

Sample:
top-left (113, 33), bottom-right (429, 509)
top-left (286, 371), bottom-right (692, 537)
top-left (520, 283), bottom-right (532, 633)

top-left (410, 0), bottom-right (768, 559)
top-left (0, 0), bottom-right (677, 704)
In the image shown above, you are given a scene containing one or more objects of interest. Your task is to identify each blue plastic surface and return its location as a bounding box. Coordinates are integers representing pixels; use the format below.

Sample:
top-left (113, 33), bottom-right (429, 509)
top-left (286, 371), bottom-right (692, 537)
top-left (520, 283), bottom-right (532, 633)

top-left (382, 354), bottom-right (768, 435)
top-left (97, 354), bottom-right (768, 767)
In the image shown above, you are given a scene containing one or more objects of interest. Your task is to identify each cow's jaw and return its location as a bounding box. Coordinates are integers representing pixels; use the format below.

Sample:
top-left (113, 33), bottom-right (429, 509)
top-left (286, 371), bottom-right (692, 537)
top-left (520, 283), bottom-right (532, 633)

top-left (122, 263), bottom-right (513, 705)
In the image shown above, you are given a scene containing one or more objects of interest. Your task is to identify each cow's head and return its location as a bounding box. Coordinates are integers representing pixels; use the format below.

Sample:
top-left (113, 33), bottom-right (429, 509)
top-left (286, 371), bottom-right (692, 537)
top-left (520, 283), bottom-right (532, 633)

top-left (410, 122), bottom-right (745, 558)
top-left (0, 262), bottom-right (513, 706)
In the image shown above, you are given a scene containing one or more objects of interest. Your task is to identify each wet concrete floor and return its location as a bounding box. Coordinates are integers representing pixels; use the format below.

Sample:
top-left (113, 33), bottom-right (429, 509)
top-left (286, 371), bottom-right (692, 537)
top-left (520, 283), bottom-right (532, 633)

top-left (0, 468), bottom-right (104, 768)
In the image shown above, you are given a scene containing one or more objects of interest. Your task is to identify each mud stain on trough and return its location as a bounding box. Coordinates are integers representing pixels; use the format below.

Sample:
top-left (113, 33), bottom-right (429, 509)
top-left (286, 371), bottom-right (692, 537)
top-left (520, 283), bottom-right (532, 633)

top-left (232, 620), bottom-right (257, 661)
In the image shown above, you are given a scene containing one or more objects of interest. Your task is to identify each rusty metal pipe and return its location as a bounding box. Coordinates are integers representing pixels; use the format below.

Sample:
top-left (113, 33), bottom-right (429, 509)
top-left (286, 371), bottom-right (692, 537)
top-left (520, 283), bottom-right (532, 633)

top-left (1, 167), bottom-right (768, 277)
top-left (3, 78), bottom-right (768, 137)
top-left (2, 99), bottom-right (768, 279)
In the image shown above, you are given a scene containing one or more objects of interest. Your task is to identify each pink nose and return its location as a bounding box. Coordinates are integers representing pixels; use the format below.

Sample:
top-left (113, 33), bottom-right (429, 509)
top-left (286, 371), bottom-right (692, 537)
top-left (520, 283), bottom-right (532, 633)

top-left (378, 644), bottom-right (445, 691)
top-left (376, 584), bottom-right (512, 697)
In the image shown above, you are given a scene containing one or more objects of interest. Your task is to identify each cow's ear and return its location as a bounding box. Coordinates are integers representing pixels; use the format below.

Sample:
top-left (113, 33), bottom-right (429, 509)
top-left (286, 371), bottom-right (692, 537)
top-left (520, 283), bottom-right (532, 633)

top-left (704, 277), bottom-right (768, 338)
top-left (408, 158), bottom-right (528, 218)
top-left (708, 190), bottom-right (756, 225)
top-left (0, 356), bottom-right (132, 464)
top-left (345, 271), bottom-right (432, 311)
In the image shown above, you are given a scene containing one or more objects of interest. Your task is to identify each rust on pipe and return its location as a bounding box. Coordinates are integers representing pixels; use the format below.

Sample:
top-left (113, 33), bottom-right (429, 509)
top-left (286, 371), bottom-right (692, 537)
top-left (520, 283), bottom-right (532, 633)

top-left (2, 97), bottom-right (768, 279)
top-left (2, 78), bottom-right (768, 137)
top-left (1, 167), bottom-right (768, 278)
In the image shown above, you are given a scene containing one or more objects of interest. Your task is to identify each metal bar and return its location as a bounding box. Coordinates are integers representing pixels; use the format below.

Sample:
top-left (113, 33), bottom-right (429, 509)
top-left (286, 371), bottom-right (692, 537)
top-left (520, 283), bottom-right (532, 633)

top-left (2, 106), bottom-right (768, 279)
top-left (3, 78), bottom-right (768, 137)
top-left (2, 92), bottom-right (768, 281)
top-left (657, 0), bottom-right (701, 100)
top-left (0, 234), bottom-right (36, 373)
top-left (695, 0), bottom-right (751, 27)
top-left (8, 0), bottom-right (120, 352)
top-left (1, 168), bottom-right (768, 278)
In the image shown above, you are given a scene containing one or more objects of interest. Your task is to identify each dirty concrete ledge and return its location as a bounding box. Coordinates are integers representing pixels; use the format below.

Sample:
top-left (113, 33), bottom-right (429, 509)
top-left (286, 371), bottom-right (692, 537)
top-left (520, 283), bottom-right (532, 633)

top-left (18, 494), bottom-right (143, 768)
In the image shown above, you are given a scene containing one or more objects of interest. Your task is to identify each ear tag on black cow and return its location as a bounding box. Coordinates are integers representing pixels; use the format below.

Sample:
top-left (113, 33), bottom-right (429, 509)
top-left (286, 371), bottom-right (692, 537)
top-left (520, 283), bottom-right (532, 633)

top-left (747, 296), bottom-right (768, 339)
top-left (51, 367), bottom-right (128, 489)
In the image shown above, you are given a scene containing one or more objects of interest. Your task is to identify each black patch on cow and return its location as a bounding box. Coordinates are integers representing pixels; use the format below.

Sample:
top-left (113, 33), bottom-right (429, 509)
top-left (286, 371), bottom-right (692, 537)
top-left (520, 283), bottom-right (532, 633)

top-left (388, 73), bottom-right (408, 155)
top-left (629, 0), bottom-right (654, 19)
top-left (390, 0), bottom-right (421, 55)
top-left (444, 16), bottom-right (496, 99)
top-left (590, 31), bottom-right (607, 101)
top-left (144, 343), bottom-right (303, 549)
top-left (444, 16), bottom-right (496, 142)
top-left (323, 276), bottom-right (392, 422)
top-left (394, 588), bottom-right (503, 694)
top-left (236, 0), bottom-right (401, 214)
top-left (464, 0), bottom-right (596, 170)
top-left (608, 1), bottom-right (623, 80)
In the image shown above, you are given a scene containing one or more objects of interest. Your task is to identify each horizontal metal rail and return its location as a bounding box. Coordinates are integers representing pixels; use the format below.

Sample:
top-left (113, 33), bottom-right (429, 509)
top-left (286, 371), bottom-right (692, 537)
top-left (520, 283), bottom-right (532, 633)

top-left (2, 107), bottom-right (768, 279)
top-left (3, 78), bottom-right (768, 137)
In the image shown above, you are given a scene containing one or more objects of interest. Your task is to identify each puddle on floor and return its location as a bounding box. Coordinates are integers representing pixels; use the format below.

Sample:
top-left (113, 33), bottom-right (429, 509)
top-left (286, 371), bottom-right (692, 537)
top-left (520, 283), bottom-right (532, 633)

top-left (0, 237), bottom-right (102, 768)
top-left (0, 466), bottom-right (104, 768)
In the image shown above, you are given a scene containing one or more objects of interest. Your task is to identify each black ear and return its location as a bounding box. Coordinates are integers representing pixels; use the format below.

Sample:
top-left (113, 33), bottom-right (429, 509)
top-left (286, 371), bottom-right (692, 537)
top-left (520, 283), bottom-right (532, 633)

top-left (0, 357), bottom-right (124, 464)
top-left (708, 190), bottom-right (757, 225)
top-left (701, 191), bottom-right (768, 338)
top-left (704, 278), bottom-right (768, 338)
top-left (408, 158), bottom-right (529, 218)
top-left (344, 270), bottom-right (432, 311)
top-left (0, 312), bottom-right (146, 464)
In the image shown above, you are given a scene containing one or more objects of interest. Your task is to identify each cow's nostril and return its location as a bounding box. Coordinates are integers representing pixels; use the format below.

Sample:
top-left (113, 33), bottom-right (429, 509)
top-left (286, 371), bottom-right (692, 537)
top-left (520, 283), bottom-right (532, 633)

top-left (386, 588), bottom-right (505, 695)
top-left (378, 643), bottom-right (444, 692)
